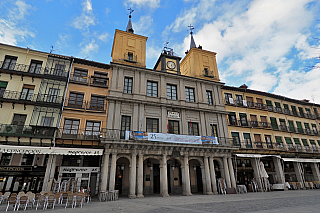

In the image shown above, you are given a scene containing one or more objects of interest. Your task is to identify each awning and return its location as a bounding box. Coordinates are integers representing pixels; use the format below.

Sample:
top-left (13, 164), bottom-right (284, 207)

top-left (235, 154), bottom-right (281, 158)
top-left (0, 145), bottom-right (103, 155)
top-left (282, 158), bottom-right (320, 163)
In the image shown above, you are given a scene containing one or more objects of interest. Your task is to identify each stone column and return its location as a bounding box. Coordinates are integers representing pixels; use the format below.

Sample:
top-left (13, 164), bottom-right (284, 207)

top-left (47, 155), bottom-right (57, 192)
top-left (273, 157), bottom-right (287, 190)
top-left (108, 152), bottom-right (117, 191)
top-left (293, 162), bottom-right (305, 188)
top-left (129, 153), bottom-right (137, 198)
top-left (204, 156), bottom-right (213, 194)
top-left (310, 163), bottom-right (320, 181)
top-left (100, 151), bottom-right (110, 192)
top-left (209, 157), bottom-right (218, 194)
top-left (251, 158), bottom-right (263, 191)
top-left (137, 154), bottom-right (144, 198)
top-left (160, 154), bottom-right (169, 197)
top-left (223, 157), bottom-right (232, 188)
top-left (42, 154), bottom-right (54, 191)
top-left (201, 166), bottom-right (207, 194)
top-left (183, 154), bottom-right (192, 196)
top-left (228, 157), bottom-right (237, 189)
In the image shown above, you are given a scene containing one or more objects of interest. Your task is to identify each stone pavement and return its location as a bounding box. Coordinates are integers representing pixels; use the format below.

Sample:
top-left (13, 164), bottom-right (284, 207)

top-left (1, 190), bottom-right (320, 213)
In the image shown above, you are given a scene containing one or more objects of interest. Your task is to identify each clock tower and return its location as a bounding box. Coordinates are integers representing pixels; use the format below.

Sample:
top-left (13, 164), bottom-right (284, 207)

top-left (154, 46), bottom-right (181, 74)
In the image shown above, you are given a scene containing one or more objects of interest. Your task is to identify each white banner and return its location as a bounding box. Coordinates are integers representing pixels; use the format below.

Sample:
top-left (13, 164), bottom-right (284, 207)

top-left (148, 133), bottom-right (202, 145)
top-left (60, 167), bottom-right (100, 173)
top-left (0, 145), bottom-right (103, 155)
top-left (282, 158), bottom-right (320, 163)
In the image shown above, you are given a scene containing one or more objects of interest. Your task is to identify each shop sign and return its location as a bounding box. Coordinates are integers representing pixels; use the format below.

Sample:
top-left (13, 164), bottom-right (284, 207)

top-left (60, 167), bottom-right (100, 173)
top-left (0, 145), bottom-right (103, 156)
top-left (0, 166), bottom-right (32, 172)
top-left (168, 111), bottom-right (180, 119)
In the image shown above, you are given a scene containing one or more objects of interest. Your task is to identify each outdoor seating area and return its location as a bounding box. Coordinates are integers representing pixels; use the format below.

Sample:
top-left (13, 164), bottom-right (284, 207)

top-left (98, 190), bottom-right (119, 202)
top-left (0, 190), bottom-right (91, 211)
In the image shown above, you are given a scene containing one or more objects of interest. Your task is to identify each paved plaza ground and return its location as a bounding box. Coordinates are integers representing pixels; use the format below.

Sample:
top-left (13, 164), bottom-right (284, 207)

top-left (1, 190), bottom-right (320, 213)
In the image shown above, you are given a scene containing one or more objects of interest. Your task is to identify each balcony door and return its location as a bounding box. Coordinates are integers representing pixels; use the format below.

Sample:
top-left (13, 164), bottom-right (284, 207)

top-left (68, 92), bottom-right (84, 108)
top-left (85, 121), bottom-right (101, 139)
top-left (228, 112), bottom-right (237, 125)
top-left (239, 113), bottom-right (248, 126)
top-left (250, 115), bottom-right (258, 127)
top-left (231, 132), bottom-right (241, 147)
top-left (63, 119), bottom-right (80, 138)
top-left (243, 133), bottom-right (252, 148)
top-left (20, 85), bottom-right (35, 101)
top-left (47, 88), bottom-right (60, 103)
top-left (11, 114), bottom-right (27, 134)
top-left (236, 95), bottom-right (243, 106)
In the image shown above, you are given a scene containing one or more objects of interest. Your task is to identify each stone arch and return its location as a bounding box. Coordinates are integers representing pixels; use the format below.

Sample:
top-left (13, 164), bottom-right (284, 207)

top-left (188, 157), bottom-right (204, 167)
top-left (212, 157), bottom-right (224, 179)
top-left (188, 157), bottom-right (205, 194)
top-left (116, 155), bottom-right (131, 164)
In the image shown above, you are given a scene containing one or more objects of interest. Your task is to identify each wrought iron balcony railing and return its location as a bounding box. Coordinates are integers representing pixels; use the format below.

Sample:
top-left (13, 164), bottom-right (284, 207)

top-left (69, 74), bottom-right (89, 84)
top-left (0, 124), bottom-right (56, 138)
top-left (90, 76), bottom-right (109, 87)
top-left (0, 61), bottom-right (68, 79)
top-left (0, 90), bottom-right (63, 105)
top-left (64, 99), bottom-right (106, 112)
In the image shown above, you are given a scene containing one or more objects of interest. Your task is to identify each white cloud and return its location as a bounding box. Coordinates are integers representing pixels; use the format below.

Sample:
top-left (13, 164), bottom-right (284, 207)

top-left (0, 0), bottom-right (34, 45)
top-left (98, 32), bottom-right (109, 42)
top-left (125, 0), bottom-right (160, 8)
top-left (133, 15), bottom-right (153, 36)
top-left (72, 0), bottom-right (95, 31)
top-left (81, 39), bottom-right (99, 55)
top-left (169, 0), bottom-right (318, 98)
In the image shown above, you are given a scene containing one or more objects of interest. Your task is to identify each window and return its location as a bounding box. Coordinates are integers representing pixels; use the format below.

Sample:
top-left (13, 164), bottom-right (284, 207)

top-left (21, 154), bottom-right (34, 166)
top-left (228, 112), bottom-right (237, 126)
top-left (20, 85), bottom-right (35, 101)
top-left (167, 84), bottom-right (177, 100)
top-left (47, 88), bottom-right (60, 103)
top-left (146, 118), bottom-right (159, 133)
top-left (225, 93), bottom-right (233, 104)
top-left (63, 119), bottom-right (80, 135)
top-left (29, 60), bottom-right (42, 74)
top-left (265, 135), bottom-right (273, 148)
top-left (92, 72), bottom-right (108, 86)
top-left (291, 106), bottom-right (298, 116)
top-left (0, 153), bottom-right (12, 165)
top-left (254, 134), bottom-right (263, 148)
top-left (90, 95), bottom-right (104, 110)
top-left (250, 115), bottom-right (258, 127)
top-left (53, 64), bottom-right (66, 76)
top-left (304, 123), bottom-right (311, 134)
top-left (210, 124), bottom-right (218, 137)
top-left (12, 114), bottom-right (27, 125)
top-left (231, 132), bottom-right (241, 146)
top-left (147, 81), bottom-right (158, 97)
top-left (313, 108), bottom-right (319, 118)
top-left (68, 92), bottom-right (84, 108)
top-left (185, 87), bottom-right (195, 102)
top-left (312, 124), bottom-right (318, 134)
top-left (256, 98), bottom-right (263, 108)
top-left (275, 136), bottom-right (283, 147)
top-left (283, 104), bottom-right (290, 114)
top-left (294, 138), bottom-right (302, 150)
top-left (275, 102), bottom-right (282, 112)
top-left (243, 133), bottom-right (252, 148)
top-left (279, 119), bottom-right (287, 131)
top-left (239, 113), bottom-right (248, 126)
top-left (298, 107), bottom-right (305, 117)
top-left (270, 117), bottom-right (278, 130)
top-left (73, 69), bottom-right (88, 78)
top-left (127, 52), bottom-right (133, 61)
top-left (236, 95), bottom-right (243, 106)
top-left (40, 116), bottom-right (54, 127)
top-left (124, 77), bottom-right (133, 94)
top-left (2, 55), bottom-right (17, 70)
top-left (296, 121), bottom-right (303, 134)
top-left (266, 100), bottom-right (273, 110)
top-left (246, 96), bottom-right (254, 107)
top-left (206, 91), bottom-right (213, 105)
top-left (188, 122), bottom-right (199, 135)
top-left (288, 120), bottom-right (295, 132)
top-left (0, 81), bottom-right (8, 97)
top-left (168, 120), bottom-right (179, 134)
top-left (301, 139), bottom-right (309, 150)
top-left (120, 116), bottom-right (131, 139)
top-left (85, 121), bottom-right (101, 136)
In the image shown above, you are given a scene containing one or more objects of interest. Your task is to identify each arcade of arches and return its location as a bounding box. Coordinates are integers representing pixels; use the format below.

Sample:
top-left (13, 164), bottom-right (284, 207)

top-left (99, 142), bottom-right (237, 197)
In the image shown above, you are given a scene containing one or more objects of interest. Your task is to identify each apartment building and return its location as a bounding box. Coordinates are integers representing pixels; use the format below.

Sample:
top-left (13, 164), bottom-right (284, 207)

top-left (223, 84), bottom-right (320, 191)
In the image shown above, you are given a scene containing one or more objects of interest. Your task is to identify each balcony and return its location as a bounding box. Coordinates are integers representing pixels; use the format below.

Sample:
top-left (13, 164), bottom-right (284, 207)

top-left (69, 74), bottom-right (89, 84)
top-left (223, 99), bottom-right (317, 120)
top-left (90, 76), bottom-right (109, 87)
top-left (64, 99), bottom-right (106, 112)
top-left (227, 119), bottom-right (272, 129)
top-left (202, 69), bottom-right (219, 80)
top-left (0, 61), bottom-right (68, 80)
top-left (56, 128), bottom-right (102, 140)
top-left (123, 53), bottom-right (137, 63)
top-left (255, 142), bottom-right (264, 148)
top-left (0, 90), bottom-right (63, 106)
top-left (0, 124), bottom-right (56, 138)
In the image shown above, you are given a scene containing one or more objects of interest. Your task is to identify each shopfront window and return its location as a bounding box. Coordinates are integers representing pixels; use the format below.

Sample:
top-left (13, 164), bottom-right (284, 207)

top-left (21, 154), bottom-right (34, 166)
top-left (0, 153), bottom-right (12, 165)
top-left (83, 156), bottom-right (100, 167)
top-left (62, 156), bottom-right (82, 166)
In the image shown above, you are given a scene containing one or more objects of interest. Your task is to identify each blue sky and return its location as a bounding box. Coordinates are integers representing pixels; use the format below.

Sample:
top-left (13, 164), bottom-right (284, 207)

top-left (1, 0), bottom-right (320, 103)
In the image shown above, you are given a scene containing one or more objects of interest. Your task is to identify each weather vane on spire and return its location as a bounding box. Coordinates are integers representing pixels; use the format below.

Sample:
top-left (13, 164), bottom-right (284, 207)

top-left (188, 24), bottom-right (194, 34)
top-left (127, 7), bottom-right (134, 18)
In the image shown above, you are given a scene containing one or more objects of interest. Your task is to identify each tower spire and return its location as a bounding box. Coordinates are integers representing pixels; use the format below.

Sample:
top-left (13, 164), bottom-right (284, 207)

top-left (188, 24), bottom-right (196, 50)
top-left (126, 8), bottom-right (134, 33)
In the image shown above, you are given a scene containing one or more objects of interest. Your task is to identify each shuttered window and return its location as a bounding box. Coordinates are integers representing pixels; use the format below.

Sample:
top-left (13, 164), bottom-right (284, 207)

top-left (285, 137), bottom-right (293, 144)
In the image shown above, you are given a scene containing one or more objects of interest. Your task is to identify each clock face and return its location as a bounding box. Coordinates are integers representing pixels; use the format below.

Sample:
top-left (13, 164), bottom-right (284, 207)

top-left (167, 61), bottom-right (176, 70)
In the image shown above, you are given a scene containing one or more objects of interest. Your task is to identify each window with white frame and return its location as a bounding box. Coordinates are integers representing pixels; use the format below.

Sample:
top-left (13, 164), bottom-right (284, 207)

top-left (147, 81), bottom-right (158, 97)
top-left (185, 87), bottom-right (195, 102)
top-left (206, 90), bottom-right (213, 105)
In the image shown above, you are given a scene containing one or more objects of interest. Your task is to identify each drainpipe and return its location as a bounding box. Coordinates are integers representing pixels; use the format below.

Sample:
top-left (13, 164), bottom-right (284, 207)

top-left (44, 57), bottom-right (74, 191)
